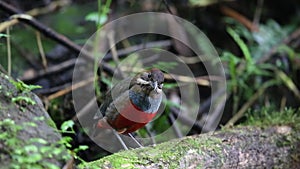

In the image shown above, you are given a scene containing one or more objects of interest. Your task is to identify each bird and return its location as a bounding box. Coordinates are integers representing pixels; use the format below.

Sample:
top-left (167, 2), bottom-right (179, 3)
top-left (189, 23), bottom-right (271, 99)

top-left (93, 68), bottom-right (164, 149)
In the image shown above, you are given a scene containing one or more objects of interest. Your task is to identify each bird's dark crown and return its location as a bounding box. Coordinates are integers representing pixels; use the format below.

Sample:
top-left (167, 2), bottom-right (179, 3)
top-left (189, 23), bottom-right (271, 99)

top-left (132, 68), bottom-right (164, 93)
top-left (140, 68), bottom-right (164, 84)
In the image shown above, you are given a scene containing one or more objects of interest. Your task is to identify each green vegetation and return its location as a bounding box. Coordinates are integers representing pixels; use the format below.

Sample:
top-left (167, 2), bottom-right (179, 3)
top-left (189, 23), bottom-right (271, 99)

top-left (0, 118), bottom-right (89, 169)
top-left (59, 120), bottom-right (89, 164)
top-left (8, 79), bottom-right (42, 106)
top-left (10, 79), bottom-right (41, 92)
top-left (222, 19), bottom-right (300, 126)
top-left (0, 119), bottom-right (70, 169)
top-left (11, 96), bottom-right (36, 105)
top-left (243, 107), bottom-right (300, 128)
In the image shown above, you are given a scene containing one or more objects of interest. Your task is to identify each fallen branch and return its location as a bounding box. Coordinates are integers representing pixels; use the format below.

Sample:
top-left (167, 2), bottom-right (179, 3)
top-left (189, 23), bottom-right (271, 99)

top-left (80, 125), bottom-right (300, 168)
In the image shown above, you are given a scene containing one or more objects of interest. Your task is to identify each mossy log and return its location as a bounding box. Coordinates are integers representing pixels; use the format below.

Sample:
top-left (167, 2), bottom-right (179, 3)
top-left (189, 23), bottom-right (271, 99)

top-left (0, 73), bottom-right (70, 169)
top-left (81, 125), bottom-right (300, 169)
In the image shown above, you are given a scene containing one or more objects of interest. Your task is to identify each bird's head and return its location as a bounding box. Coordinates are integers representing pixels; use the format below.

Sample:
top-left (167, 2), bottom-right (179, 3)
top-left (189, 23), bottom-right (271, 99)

top-left (134, 68), bottom-right (164, 94)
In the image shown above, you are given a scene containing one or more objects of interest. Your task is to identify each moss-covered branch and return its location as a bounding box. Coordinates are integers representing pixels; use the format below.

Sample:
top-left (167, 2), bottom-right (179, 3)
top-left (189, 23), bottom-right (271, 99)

top-left (81, 125), bottom-right (300, 168)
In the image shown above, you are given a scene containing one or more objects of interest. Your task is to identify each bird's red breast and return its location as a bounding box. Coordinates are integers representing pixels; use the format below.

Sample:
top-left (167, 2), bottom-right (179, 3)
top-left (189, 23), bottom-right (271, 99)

top-left (97, 100), bottom-right (157, 134)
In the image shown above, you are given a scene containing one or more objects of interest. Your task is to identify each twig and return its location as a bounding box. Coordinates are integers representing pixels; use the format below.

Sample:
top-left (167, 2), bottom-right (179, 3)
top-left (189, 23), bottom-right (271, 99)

top-left (253, 0), bottom-right (264, 27)
top-left (225, 80), bottom-right (277, 127)
top-left (6, 27), bottom-right (11, 76)
top-left (36, 82), bottom-right (72, 95)
top-left (21, 58), bottom-right (84, 81)
top-left (72, 97), bottom-right (98, 121)
top-left (167, 112), bottom-right (183, 138)
top-left (0, 2), bottom-right (173, 78)
top-left (162, 0), bottom-right (174, 15)
top-left (201, 90), bottom-right (227, 132)
top-left (198, 88), bottom-right (227, 115)
top-left (102, 40), bottom-right (172, 61)
top-left (165, 74), bottom-right (211, 86)
top-left (36, 31), bottom-right (47, 69)
top-left (11, 40), bottom-right (41, 69)
top-left (0, 64), bottom-right (8, 74)
top-left (280, 97), bottom-right (287, 112)
top-left (118, 66), bottom-right (224, 86)
top-left (0, 0), bottom-right (71, 32)
top-left (27, 0), bottom-right (71, 16)
top-left (107, 31), bottom-right (124, 78)
top-left (144, 125), bottom-right (156, 145)
top-left (0, 1), bottom-right (115, 77)
top-left (171, 107), bottom-right (208, 133)
top-left (47, 76), bottom-right (94, 100)
top-left (178, 55), bottom-right (212, 64)
top-left (220, 6), bottom-right (259, 32)
top-left (0, 2), bottom-right (87, 57)
top-left (0, 18), bottom-right (18, 32)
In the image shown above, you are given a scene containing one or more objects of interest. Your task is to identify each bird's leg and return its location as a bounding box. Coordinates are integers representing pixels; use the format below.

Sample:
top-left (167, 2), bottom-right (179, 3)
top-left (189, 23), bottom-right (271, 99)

top-left (112, 130), bottom-right (129, 150)
top-left (128, 133), bottom-right (144, 148)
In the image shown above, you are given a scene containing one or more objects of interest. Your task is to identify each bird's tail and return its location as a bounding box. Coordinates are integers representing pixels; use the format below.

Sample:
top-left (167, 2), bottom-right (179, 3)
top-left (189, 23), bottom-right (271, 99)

top-left (90, 117), bottom-right (112, 138)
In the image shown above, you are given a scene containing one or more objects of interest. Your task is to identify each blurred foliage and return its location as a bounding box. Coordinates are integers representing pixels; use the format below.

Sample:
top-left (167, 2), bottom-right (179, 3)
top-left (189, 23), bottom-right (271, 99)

top-left (0, 3), bottom-right (96, 76)
top-left (59, 120), bottom-right (89, 164)
top-left (221, 18), bottom-right (300, 117)
top-left (243, 107), bottom-right (300, 128)
top-left (85, 0), bottom-right (111, 28)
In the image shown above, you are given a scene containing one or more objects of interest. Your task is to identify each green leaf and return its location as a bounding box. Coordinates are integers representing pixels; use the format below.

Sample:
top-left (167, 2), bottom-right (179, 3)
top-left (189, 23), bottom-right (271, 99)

top-left (23, 122), bottom-right (37, 127)
top-left (52, 147), bottom-right (64, 155)
top-left (227, 27), bottom-right (252, 64)
top-left (0, 33), bottom-right (8, 38)
top-left (40, 146), bottom-right (52, 154)
top-left (0, 118), bottom-right (15, 126)
top-left (277, 45), bottom-right (295, 59)
top-left (33, 116), bottom-right (45, 121)
top-left (26, 153), bottom-right (42, 163)
top-left (60, 120), bottom-right (75, 133)
top-left (74, 145), bottom-right (89, 153)
top-left (101, 76), bottom-right (113, 88)
top-left (43, 162), bottom-right (60, 169)
top-left (0, 132), bottom-right (8, 140)
top-left (163, 83), bottom-right (178, 89)
top-left (29, 138), bottom-right (48, 144)
top-left (59, 136), bottom-right (73, 148)
top-left (85, 12), bottom-right (108, 25)
top-left (10, 79), bottom-right (42, 92)
top-left (78, 145), bottom-right (89, 150)
top-left (277, 70), bottom-right (300, 99)
top-left (24, 145), bottom-right (38, 153)
top-left (12, 96), bottom-right (36, 105)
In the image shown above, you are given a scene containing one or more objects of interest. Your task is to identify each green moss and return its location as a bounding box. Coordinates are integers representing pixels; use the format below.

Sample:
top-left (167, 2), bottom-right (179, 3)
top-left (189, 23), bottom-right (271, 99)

top-left (83, 151), bottom-right (139, 169)
top-left (242, 107), bottom-right (300, 128)
top-left (0, 118), bottom-right (70, 169)
top-left (80, 135), bottom-right (224, 169)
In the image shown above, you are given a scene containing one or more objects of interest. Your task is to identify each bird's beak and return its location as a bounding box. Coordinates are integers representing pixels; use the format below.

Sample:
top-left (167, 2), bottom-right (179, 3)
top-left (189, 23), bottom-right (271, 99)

top-left (151, 81), bottom-right (158, 91)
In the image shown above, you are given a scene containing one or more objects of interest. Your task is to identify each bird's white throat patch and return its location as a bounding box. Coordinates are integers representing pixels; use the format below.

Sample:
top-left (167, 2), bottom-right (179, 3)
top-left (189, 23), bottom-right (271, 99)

top-left (137, 78), bottom-right (150, 85)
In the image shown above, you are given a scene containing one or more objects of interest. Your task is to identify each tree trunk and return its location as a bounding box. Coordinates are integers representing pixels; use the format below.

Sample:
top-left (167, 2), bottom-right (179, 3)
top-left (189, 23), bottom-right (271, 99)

top-left (0, 72), bottom-right (70, 169)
